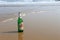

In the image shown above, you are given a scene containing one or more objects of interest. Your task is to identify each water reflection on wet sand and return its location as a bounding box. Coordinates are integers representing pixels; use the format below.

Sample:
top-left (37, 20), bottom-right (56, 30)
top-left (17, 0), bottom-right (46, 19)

top-left (0, 32), bottom-right (24, 40)
top-left (18, 32), bottom-right (24, 40)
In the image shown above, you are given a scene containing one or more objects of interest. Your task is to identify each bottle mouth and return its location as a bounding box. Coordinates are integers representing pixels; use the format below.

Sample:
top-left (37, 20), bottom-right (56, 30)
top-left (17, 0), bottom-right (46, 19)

top-left (20, 14), bottom-right (22, 16)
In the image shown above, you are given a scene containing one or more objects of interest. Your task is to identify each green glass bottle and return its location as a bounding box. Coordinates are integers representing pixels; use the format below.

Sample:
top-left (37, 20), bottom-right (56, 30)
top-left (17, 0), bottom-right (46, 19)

top-left (18, 12), bottom-right (24, 32)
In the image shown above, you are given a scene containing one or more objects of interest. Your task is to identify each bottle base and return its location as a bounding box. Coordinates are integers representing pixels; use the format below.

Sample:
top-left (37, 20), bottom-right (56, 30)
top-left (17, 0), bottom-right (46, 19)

top-left (18, 30), bottom-right (23, 32)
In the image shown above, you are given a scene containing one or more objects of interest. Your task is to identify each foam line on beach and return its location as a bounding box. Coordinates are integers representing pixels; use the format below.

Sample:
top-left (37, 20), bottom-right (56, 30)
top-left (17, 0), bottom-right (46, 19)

top-left (32, 11), bottom-right (48, 14)
top-left (40, 11), bottom-right (48, 13)
top-left (1, 17), bottom-right (18, 23)
top-left (0, 16), bottom-right (23, 23)
top-left (2, 18), bottom-right (14, 22)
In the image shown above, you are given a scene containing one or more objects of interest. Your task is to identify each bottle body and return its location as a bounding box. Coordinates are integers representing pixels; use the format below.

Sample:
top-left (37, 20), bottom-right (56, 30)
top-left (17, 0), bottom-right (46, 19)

top-left (18, 17), bottom-right (24, 32)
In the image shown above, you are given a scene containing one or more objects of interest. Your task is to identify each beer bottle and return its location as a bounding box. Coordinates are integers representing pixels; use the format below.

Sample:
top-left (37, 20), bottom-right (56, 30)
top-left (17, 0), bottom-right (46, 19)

top-left (18, 12), bottom-right (24, 32)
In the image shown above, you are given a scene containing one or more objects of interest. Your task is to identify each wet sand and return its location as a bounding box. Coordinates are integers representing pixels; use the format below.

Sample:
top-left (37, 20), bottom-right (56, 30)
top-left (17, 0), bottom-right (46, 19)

top-left (24, 13), bottom-right (60, 40)
top-left (0, 6), bottom-right (60, 40)
top-left (0, 32), bottom-right (23, 40)
top-left (0, 14), bottom-right (23, 40)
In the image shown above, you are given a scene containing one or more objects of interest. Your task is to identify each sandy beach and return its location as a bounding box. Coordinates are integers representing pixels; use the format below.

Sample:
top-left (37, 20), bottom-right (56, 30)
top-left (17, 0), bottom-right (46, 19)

top-left (0, 17), bottom-right (24, 40)
top-left (0, 5), bottom-right (60, 40)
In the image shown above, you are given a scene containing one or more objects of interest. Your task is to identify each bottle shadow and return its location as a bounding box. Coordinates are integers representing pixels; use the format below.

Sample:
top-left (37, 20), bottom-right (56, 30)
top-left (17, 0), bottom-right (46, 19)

top-left (2, 31), bottom-right (18, 33)
top-left (2, 31), bottom-right (24, 40)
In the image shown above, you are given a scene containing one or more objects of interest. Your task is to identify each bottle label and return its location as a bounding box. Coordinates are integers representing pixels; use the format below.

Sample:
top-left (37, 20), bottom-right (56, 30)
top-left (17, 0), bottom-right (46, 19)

top-left (20, 22), bottom-right (24, 30)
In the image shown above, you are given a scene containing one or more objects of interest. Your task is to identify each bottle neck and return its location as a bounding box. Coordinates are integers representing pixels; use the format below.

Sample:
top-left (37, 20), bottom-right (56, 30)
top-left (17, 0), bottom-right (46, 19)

top-left (18, 12), bottom-right (22, 18)
top-left (18, 12), bottom-right (20, 17)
